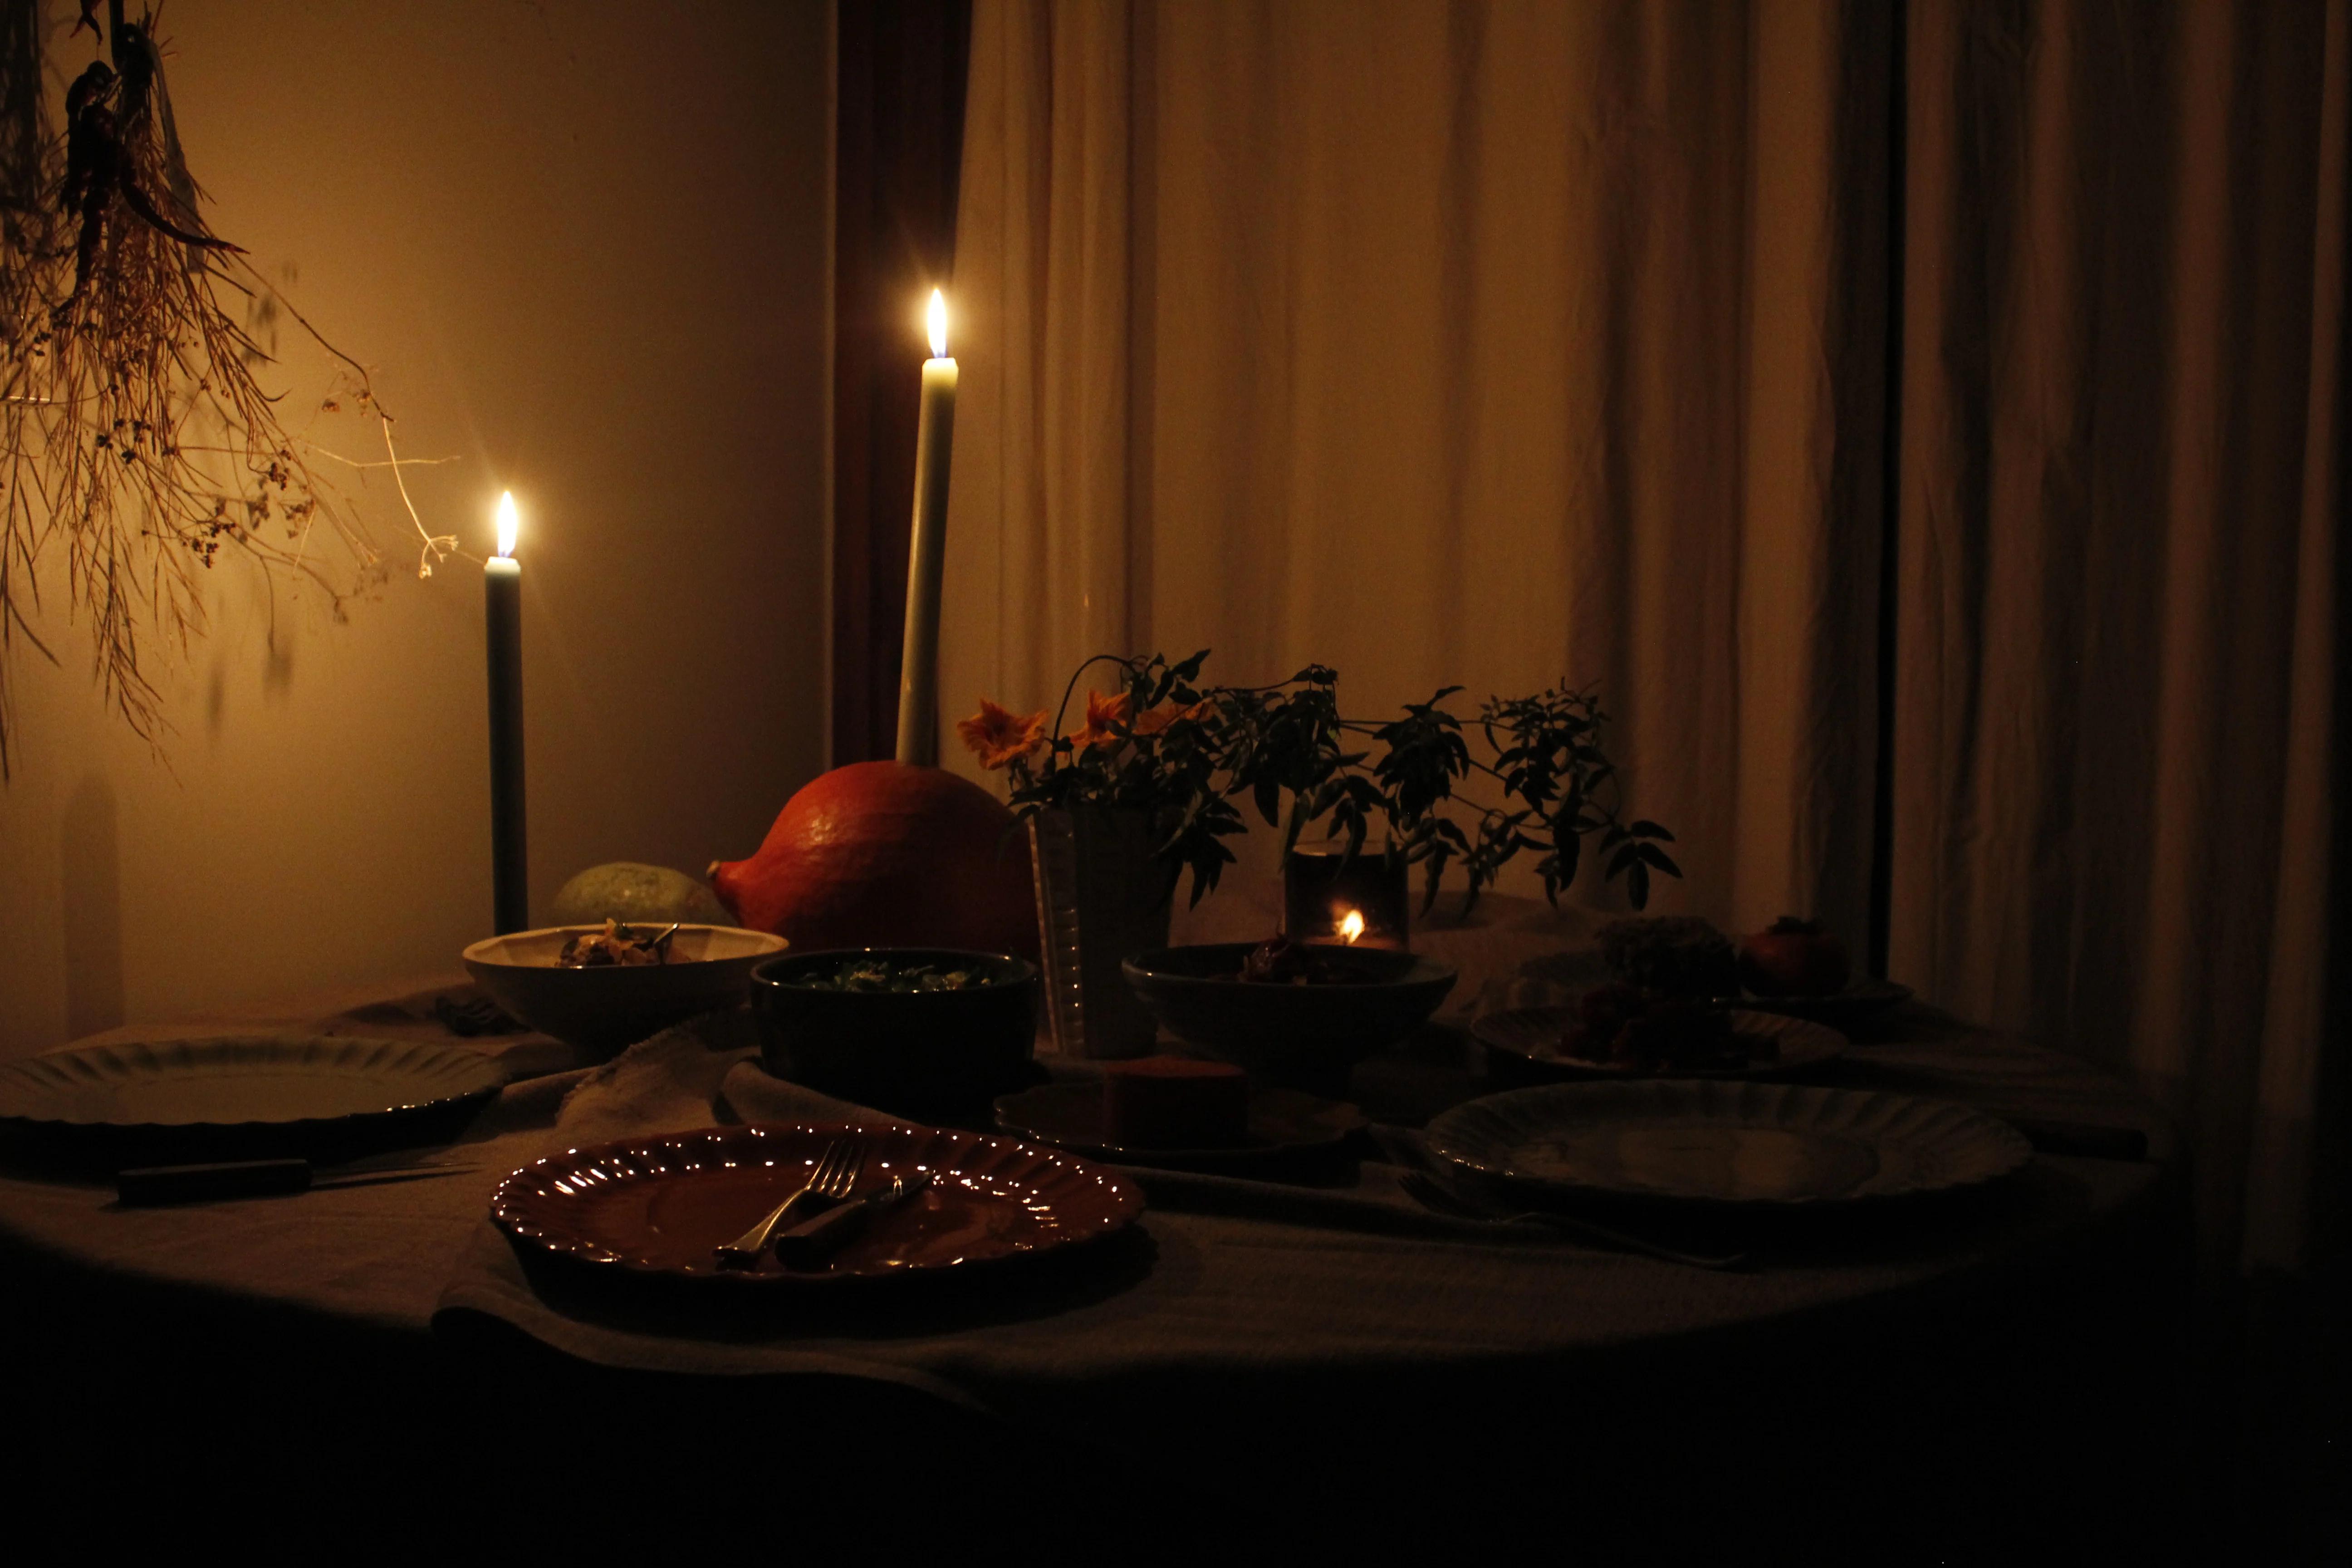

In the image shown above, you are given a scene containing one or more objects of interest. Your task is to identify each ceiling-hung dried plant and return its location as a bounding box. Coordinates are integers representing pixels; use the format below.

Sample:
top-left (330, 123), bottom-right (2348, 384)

top-left (0, 2), bottom-right (453, 775)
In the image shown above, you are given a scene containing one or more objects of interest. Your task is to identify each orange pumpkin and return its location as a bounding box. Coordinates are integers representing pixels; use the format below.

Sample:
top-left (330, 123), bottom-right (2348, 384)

top-left (710, 761), bottom-right (1039, 960)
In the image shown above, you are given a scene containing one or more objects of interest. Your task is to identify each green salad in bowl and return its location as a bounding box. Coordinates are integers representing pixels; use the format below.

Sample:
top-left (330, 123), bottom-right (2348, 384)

top-left (750, 948), bottom-right (1039, 1117)
top-left (789, 956), bottom-right (991, 994)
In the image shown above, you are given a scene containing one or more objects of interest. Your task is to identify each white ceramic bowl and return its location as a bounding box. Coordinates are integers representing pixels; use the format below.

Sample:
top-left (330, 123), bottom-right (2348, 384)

top-left (462, 924), bottom-right (788, 1057)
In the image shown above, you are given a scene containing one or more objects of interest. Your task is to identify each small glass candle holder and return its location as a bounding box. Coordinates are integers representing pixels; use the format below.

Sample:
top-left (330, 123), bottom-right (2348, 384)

top-left (1283, 843), bottom-right (1411, 951)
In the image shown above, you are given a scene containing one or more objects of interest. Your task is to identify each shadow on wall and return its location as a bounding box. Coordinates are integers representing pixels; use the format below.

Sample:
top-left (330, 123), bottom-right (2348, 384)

top-left (61, 776), bottom-right (123, 1041)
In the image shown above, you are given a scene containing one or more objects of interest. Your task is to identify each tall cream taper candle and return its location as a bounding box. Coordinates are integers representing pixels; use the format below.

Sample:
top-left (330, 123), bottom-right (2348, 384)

top-left (896, 289), bottom-right (958, 765)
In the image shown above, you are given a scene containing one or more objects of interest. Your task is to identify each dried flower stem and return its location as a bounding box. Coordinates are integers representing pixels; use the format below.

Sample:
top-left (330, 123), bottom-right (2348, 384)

top-left (0, 5), bottom-right (415, 774)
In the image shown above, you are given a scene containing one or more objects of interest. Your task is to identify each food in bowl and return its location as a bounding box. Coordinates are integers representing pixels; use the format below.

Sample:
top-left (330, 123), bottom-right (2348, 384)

top-left (1596, 916), bottom-right (1740, 1000)
top-left (1562, 982), bottom-right (1754, 1072)
top-left (461, 925), bottom-right (789, 1058)
top-left (750, 948), bottom-right (1040, 1117)
top-left (783, 955), bottom-right (990, 993)
top-left (1102, 1056), bottom-right (1250, 1148)
top-left (558, 919), bottom-right (678, 968)
top-left (1236, 934), bottom-right (1383, 985)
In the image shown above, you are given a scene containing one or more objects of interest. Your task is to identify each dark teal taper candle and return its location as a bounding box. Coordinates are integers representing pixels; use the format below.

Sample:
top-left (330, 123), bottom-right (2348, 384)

top-left (486, 494), bottom-right (527, 934)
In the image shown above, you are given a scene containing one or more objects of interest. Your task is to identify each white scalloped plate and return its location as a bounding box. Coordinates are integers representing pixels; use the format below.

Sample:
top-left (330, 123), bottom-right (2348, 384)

top-left (0, 1035), bottom-right (505, 1131)
top-left (1426, 1080), bottom-right (2032, 1206)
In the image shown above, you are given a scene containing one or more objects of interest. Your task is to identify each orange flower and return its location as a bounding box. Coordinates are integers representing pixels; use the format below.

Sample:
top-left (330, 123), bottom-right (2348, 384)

top-left (1070, 689), bottom-right (1132, 752)
top-left (1132, 700), bottom-right (1209, 738)
top-left (956, 698), bottom-right (1047, 769)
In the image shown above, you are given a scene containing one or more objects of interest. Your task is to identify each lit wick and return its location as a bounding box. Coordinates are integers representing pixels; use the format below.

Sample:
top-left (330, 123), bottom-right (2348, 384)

top-left (1337, 909), bottom-right (1366, 945)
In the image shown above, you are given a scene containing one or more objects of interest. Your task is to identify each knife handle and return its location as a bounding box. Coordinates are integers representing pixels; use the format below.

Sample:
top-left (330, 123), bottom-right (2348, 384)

top-left (117, 1159), bottom-right (314, 1206)
top-left (774, 1194), bottom-right (877, 1269)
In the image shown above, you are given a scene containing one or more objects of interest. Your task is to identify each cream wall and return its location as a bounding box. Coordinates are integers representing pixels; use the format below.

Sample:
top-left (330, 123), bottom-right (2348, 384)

top-left (0, 1), bottom-right (834, 1054)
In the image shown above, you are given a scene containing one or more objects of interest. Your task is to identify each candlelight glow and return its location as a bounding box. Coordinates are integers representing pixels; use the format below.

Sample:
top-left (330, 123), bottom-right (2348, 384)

top-left (1337, 909), bottom-right (1366, 945)
top-left (927, 289), bottom-right (948, 358)
top-left (495, 492), bottom-right (519, 558)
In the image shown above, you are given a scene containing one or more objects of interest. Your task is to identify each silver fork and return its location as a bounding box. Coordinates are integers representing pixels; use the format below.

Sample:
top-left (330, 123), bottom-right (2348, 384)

top-left (713, 1137), bottom-right (862, 1268)
top-left (1369, 1125), bottom-right (1753, 1271)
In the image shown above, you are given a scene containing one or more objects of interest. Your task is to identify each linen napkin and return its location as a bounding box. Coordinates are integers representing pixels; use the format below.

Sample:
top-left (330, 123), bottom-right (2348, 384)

top-left (458, 1020), bottom-right (1572, 1296)
top-left (434, 1014), bottom-right (1628, 1380)
top-left (549, 1009), bottom-right (761, 1142)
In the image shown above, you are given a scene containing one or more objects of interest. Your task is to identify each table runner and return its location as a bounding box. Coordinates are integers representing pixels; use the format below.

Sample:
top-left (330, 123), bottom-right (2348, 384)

top-left (0, 1002), bottom-right (2175, 1352)
top-left (0, 890), bottom-right (2181, 1427)
top-left (418, 1010), bottom-right (2173, 1427)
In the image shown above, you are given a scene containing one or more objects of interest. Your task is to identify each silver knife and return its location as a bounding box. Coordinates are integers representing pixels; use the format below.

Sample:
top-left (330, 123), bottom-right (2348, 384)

top-left (774, 1171), bottom-right (935, 1269)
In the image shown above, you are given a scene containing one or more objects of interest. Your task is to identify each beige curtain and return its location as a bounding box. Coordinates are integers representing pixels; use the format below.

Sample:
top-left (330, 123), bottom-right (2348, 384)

top-left (942, 0), bottom-right (1895, 944)
top-left (940, 0), bottom-right (2348, 1269)
top-left (1891, 0), bottom-right (2348, 1269)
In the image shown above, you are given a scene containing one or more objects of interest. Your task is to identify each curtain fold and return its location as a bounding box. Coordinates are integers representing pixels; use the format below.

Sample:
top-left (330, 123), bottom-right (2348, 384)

top-left (1890, 0), bottom-right (2347, 1268)
top-left (937, 0), bottom-right (2347, 1269)
top-left (944, 0), bottom-right (1893, 942)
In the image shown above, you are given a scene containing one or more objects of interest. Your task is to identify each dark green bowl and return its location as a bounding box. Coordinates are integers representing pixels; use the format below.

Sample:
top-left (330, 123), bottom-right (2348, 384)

top-left (1121, 943), bottom-right (1457, 1093)
top-left (750, 949), bottom-right (1039, 1119)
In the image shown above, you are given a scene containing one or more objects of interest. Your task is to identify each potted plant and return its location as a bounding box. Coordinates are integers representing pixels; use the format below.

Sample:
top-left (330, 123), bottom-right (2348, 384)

top-left (958, 651), bottom-right (1681, 1056)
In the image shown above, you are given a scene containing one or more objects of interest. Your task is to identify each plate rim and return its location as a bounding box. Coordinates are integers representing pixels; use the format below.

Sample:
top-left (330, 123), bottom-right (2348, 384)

top-left (1424, 1079), bottom-right (2032, 1207)
top-left (0, 1034), bottom-right (509, 1134)
top-left (1122, 943), bottom-right (1459, 991)
top-left (490, 1119), bottom-right (1145, 1286)
top-left (1472, 1006), bottom-right (1849, 1080)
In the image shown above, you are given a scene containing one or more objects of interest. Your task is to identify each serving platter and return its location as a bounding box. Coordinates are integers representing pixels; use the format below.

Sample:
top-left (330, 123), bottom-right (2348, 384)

top-left (993, 1081), bottom-right (1365, 1171)
top-left (1732, 976), bottom-right (1914, 1029)
top-left (492, 1121), bottom-right (1142, 1284)
top-left (1425, 1080), bottom-right (2032, 1207)
top-left (1474, 1007), bottom-right (1848, 1081)
top-left (1510, 946), bottom-right (1914, 1033)
top-left (0, 1035), bottom-right (505, 1166)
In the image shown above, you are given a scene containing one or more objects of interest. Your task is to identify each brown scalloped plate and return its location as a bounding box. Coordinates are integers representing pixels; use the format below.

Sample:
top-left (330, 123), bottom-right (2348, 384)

top-left (490, 1122), bottom-right (1142, 1284)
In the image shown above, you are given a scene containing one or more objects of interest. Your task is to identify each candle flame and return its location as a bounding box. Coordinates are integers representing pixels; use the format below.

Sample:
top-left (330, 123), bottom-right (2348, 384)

top-left (1337, 909), bottom-right (1366, 945)
top-left (495, 492), bottom-right (519, 558)
top-left (927, 289), bottom-right (948, 358)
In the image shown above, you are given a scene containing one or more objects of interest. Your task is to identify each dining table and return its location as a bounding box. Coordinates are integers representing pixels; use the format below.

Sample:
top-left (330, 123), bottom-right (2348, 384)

top-left (0, 892), bottom-right (2192, 1556)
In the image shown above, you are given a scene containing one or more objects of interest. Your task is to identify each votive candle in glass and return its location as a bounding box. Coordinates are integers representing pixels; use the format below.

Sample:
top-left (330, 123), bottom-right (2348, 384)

top-left (1283, 843), bottom-right (1411, 950)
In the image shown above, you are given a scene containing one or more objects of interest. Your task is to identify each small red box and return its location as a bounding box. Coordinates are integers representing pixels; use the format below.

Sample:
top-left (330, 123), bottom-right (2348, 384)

top-left (1102, 1057), bottom-right (1249, 1149)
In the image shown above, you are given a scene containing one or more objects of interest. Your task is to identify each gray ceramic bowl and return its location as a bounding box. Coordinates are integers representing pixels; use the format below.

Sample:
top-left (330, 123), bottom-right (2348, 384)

top-left (1122, 942), bottom-right (1458, 1093)
top-left (750, 948), bottom-right (1040, 1119)
top-left (462, 924), bottom-right (789, 1057)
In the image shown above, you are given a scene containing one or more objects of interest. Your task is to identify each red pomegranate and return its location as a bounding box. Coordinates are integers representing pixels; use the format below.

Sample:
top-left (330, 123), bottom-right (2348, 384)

top-left (710, 761), bottom-right (1038, 960)
top-left (1737, 916), bottom-right (1851, 997)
